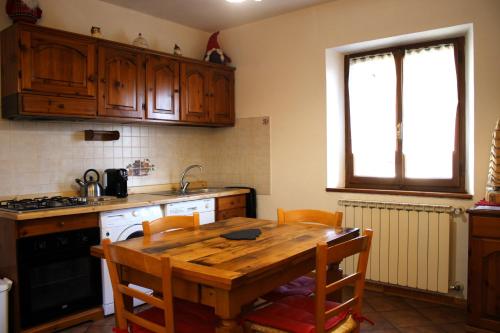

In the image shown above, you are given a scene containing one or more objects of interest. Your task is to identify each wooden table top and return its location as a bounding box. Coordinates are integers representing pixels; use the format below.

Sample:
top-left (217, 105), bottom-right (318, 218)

top-left (91, 217), bottom-right (359, 290)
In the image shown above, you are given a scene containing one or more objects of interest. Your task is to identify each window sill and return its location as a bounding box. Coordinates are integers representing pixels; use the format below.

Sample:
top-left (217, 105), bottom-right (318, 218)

top-left (326, 187), bottom-right (473, 200)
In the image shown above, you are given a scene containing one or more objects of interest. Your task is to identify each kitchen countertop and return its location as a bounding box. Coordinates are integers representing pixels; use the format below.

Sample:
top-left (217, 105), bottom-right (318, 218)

top-left (0, 188), bottom-right (250, 221)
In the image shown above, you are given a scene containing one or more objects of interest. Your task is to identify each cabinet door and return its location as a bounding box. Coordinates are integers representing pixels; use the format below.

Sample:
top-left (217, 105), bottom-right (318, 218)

top-left (180, 63), bottom-right (210, 123)
top-left (468, 238), bottom-right (500, 331)
top-left (146, 55), bottom-right (179, 121)
top-left (19, 30), bottom-right (96, 97)
top-left (98, 46), bottom-right (144, 118)
top-left (211, 69), bottom-right (234, 124)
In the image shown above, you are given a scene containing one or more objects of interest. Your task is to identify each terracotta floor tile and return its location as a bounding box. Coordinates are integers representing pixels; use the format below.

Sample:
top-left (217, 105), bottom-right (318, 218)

top-left (438, 322), bottom-right (467, 332)
top-left (399, 325), bottom-right (446, 333)
top-left (403, 297), bottom-right (442, 310)
top-left (365, 295), bottom-right (413, 312)
top-left (359, 312), bottom-right (397, 331)
top-left (86, 325), bottom-right (114, 333)
top-left (381, 310), bottom-right (433, 328)
top-left (417, 306), bottom-right (466, 324)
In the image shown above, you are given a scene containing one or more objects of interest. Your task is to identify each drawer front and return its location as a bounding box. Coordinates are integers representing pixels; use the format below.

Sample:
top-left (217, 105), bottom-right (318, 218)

top-left (22, 94), bottom-right (97, 116)
top-left (217, 195), bottom-right (246, 211)
top-left (217, 207), bottom-right (246, 221)
top-left (18, 213), bottom-right (99, 238)
top-left (471, 216), bottom-right (500, 239)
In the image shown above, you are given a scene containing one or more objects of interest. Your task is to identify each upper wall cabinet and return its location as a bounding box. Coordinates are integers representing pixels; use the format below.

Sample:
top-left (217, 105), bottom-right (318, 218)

top-left (19, 31), bottom-right (97, 98)
top-left (1, 23), bottom-right (235, 126)
top-left (146, 54), bottom-right (180, 121)
top-left (98, 45), bottom-right (144, 119)
top-left (180, 63), bottom-right (235, 124)
top-left (181, 63), bottom-right (211, 123)
top-left (212, 69), bottom-right (234, 125)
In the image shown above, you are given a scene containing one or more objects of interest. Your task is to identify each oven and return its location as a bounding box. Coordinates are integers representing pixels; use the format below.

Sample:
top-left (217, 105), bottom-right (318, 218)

top-left (17, 227), bottom-right (102, 328)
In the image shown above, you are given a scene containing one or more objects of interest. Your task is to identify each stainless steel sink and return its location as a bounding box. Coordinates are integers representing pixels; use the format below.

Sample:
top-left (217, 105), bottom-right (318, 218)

top-left (148, 188), bottom-right (227, 196)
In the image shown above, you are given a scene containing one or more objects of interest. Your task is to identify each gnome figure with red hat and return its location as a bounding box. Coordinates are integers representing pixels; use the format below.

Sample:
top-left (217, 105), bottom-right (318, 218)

top-left (204, 31), bottom-right (232, 65)
top-left (6, 0), bottom-right (42, 24)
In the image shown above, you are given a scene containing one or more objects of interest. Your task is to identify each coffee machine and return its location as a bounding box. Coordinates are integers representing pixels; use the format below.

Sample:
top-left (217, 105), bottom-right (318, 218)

top-left (103, 169), bottom-right (128, 198)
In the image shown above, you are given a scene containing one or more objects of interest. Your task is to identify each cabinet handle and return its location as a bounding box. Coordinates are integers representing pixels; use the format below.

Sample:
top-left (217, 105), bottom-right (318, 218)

top-left (58, 104), bottom-right (65, 109)
top-left (174, 89), bottom-right (179, 93)
top-left (100, 78), bottom-right (106, 84)
top-left (114, 81), bottom-right (121, 88)
top-left (88, 74), bottom-right (96, 83)
top-left (59, 222), bottom-right (65, 227)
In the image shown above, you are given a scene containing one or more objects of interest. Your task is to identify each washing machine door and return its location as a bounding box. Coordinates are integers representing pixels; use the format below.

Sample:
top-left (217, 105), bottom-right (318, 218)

top-left (117, 224), bottom-right (144, 241)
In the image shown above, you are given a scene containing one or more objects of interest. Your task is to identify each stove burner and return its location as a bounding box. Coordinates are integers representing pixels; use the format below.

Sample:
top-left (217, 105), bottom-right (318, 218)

top-left (0, 196), bottom-right (88, 212)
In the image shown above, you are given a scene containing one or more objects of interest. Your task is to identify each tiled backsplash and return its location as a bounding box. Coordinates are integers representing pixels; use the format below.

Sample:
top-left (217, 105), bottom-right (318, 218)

top-left (0, 117), bottom-right (270, 197)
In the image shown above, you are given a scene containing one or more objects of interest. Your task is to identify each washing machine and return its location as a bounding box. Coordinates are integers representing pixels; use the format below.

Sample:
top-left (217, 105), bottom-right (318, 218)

top-left (100, 205), bottom-right (163, 316)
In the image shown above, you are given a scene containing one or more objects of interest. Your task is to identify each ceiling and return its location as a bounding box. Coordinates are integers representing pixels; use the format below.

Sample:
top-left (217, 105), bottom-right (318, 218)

top-left (99, 0), bottom-right (334, 32)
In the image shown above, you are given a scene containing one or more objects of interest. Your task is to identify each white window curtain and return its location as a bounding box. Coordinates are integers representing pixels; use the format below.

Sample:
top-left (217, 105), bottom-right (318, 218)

top-left (349, 53), bottom-right (397, 177)
top-left (402, 44), bottom-right (458, 179)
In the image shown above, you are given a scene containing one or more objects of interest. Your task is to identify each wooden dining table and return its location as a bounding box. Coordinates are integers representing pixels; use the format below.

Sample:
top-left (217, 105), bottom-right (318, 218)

top-left (91, 217), bottom-right (359, 333)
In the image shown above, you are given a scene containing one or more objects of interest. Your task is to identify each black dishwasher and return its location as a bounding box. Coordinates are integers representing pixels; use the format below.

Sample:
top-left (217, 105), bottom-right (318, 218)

top-left (17, 227), bottom-right (102, 328)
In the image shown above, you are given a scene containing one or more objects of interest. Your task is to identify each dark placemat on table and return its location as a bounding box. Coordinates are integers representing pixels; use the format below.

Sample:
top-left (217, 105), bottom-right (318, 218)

top-left (221, 228), bottom-right (262, 240)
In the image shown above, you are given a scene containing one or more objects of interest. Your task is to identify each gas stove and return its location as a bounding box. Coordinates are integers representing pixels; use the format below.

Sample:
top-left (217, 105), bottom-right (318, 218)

top-left (0, 196), bottom-right (89, 212)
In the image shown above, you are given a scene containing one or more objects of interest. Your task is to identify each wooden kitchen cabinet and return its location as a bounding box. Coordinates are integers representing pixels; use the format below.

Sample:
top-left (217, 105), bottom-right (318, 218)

top-left (180, 62), bottom-right (211, 123)
top-left (145, 54), bottom-right (180, 121)
top-left (18, 29), bottom-right (97, 98)
top-left (1, 23), bottom-right (98, 118)
top-left (212, 69), bottom-right (235, 124)
top-left (1, 23), bottom-right (235, 126)
top-left (467, 208), bottom-right (500, 332)
top-left (181, 63), bottom-right (235, 125)
top-left (98, 45), bottom-right (144, 119)
top-left (216, 194), bottom-right (246, 221)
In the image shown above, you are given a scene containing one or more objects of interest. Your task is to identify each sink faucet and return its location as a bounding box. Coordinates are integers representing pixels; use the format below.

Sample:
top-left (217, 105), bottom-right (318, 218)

top-left (179, 164), bottom-right (203, 193)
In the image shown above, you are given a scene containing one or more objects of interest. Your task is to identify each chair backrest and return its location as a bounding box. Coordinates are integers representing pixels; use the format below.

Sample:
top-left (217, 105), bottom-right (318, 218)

top-left (142, 212), bottom-right (200, 236)
top-left (277, 208), bottom-right (343, 227)
top-left (314, 229), bottom-right (373, 333)
top-left (102, 238), bottom-right (174, 333)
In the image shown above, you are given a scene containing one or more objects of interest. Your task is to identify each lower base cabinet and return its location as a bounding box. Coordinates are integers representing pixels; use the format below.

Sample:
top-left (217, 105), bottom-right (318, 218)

top-left (216, 194), bottom-right (246, 221)
top-left (467, 208), bottom-right (500, 332)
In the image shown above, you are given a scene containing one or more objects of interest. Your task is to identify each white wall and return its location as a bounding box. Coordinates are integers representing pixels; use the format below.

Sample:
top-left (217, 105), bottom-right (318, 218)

top-left (0, 0), bottom-right (209, 58)
top-left (220, 0), bottom-right (500, 296)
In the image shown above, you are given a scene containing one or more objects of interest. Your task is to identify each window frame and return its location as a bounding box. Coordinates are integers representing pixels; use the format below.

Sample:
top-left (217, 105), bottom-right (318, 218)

top-left (343, 37), bottom-right (466, 194)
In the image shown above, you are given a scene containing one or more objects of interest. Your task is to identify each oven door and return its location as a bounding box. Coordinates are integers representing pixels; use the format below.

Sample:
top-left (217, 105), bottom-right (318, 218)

top-left (17, 228), bottom-right (102, 328)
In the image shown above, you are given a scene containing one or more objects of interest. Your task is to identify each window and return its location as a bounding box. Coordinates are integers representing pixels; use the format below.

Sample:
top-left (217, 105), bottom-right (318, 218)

top-left (344, 38), bottom-right (465, 194)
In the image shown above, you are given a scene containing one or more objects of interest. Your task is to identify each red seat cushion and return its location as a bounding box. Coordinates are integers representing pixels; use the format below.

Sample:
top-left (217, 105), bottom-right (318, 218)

top-left (243, 295), bottom-right (349, 333)
top-left (262, 276), bottom-right (315, 301)
top-left (129, 299), bottom-right (218, 333)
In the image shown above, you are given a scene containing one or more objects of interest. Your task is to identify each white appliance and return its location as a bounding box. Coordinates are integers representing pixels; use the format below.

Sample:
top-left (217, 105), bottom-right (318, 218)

top-left (99, 206), bottom-right (163, 316)
top-left (165, 198), bottom-right (215, 225)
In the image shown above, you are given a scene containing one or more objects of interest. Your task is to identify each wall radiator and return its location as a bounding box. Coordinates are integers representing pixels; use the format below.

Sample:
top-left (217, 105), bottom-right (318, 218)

top-left (338, 199), bottom-right (463, 294)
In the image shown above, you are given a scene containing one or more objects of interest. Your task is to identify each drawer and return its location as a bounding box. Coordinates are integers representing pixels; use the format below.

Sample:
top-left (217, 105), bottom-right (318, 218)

top-left (217, 195), bottom-right (246, 211)
top-left (471, 216), bottom-right (500, 239)
top-left (22, 94), bottom-right (96, 116)
top-left (217, 207), bottom-right (246, 221)
top-left (18, 213), bottom-right (99, 238)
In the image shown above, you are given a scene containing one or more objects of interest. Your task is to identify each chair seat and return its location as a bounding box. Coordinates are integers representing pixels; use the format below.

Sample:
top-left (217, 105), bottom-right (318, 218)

top-left (243, 295), bottom-right (354, 333)
top-left (262, 276), bottom-right (315, 301)
top-left (130, 299), bottom-right (219, 333)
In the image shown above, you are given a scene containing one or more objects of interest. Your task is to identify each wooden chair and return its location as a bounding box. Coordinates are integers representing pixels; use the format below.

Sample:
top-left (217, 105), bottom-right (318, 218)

top-left (142, 212), bottom-right (200, 236)
top-left (277, 208), bottom-right (343, 227)
top-left (261, 208), bottom-right (344, 302)
top-left (244, 229), bottom-right (373, 333)
top-left (102, 238), bottom-right (218, 333)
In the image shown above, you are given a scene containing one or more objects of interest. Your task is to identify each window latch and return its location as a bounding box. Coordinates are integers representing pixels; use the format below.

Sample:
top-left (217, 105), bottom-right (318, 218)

top-left (397, 122), bottom-right (402, 140)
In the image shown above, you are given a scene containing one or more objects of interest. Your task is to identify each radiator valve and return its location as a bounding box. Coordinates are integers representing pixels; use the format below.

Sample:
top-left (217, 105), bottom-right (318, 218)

top-left (449, 282), bottom-right (463, 291)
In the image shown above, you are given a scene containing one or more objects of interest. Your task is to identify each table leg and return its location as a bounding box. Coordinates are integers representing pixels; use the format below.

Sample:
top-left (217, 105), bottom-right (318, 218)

top-left (327, 262), bottom-right (343, 302)
top-left (215, 290), bottom-right (243, 333)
